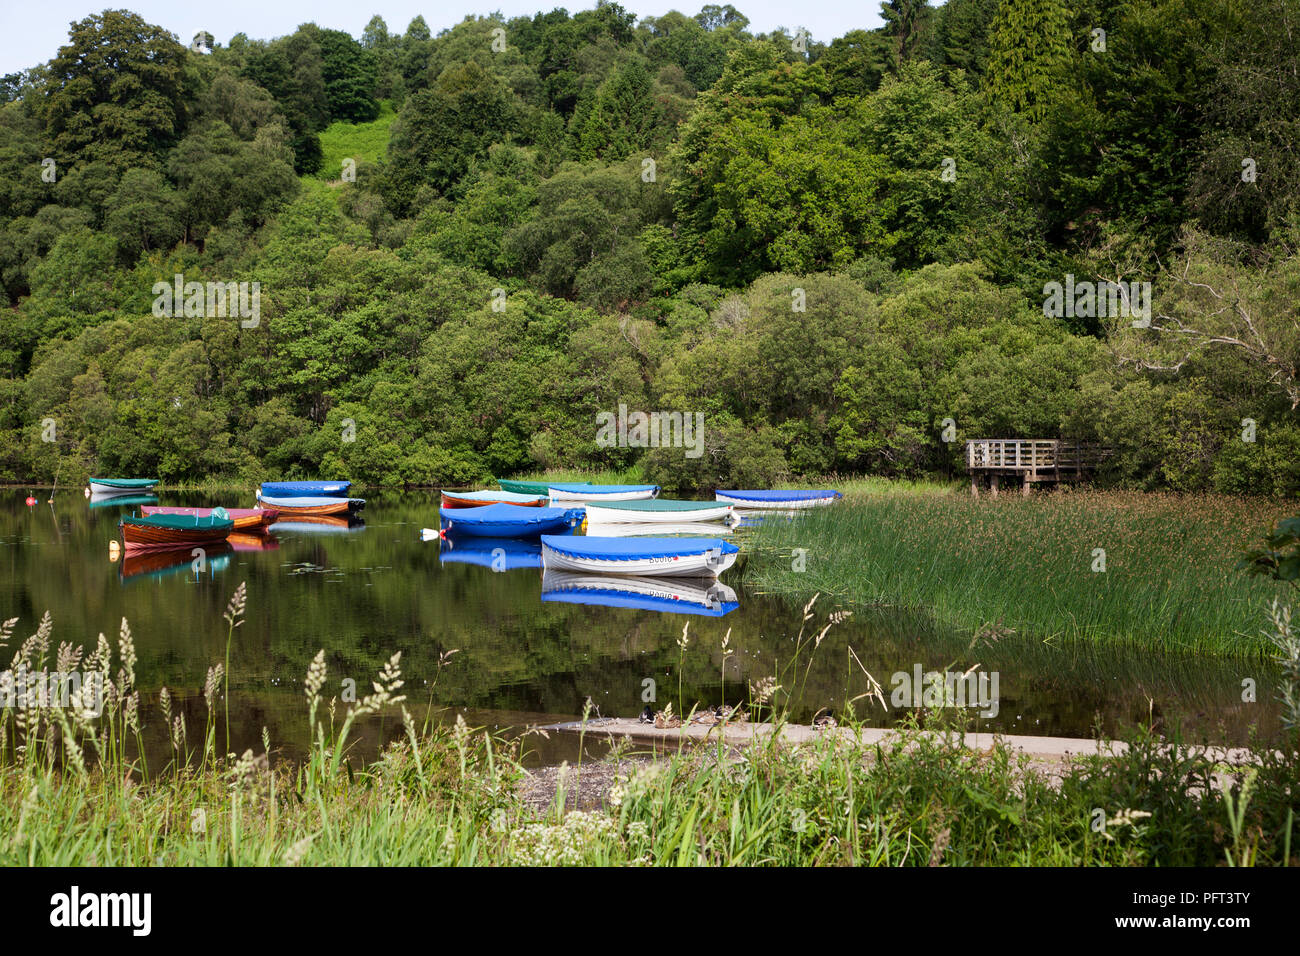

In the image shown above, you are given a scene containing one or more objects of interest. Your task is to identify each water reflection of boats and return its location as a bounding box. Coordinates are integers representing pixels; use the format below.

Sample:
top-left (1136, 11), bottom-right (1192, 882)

top-left (119, 544), bottom-right (232, 581)
top-left (227, 531), bottom-right (280, 551)
top-left (88, 492), bottom-right (159, 509)
top-left (541, 571), bottom-right (739, 617)
top-left (438, 536), bottom-right (542, 570)
top-left (269, 515), bottom-right (365, 533)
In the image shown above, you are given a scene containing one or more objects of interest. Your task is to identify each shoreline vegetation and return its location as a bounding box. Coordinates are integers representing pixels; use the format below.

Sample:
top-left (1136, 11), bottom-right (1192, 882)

top-left (742, 486), bottom-right (1294, 658)
top-left (2, 585), bottom-right (1297, 866)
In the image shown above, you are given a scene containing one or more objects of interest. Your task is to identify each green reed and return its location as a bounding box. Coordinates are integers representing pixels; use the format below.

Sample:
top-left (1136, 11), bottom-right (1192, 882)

top-left (741, 489), bottom-right (1294, 657)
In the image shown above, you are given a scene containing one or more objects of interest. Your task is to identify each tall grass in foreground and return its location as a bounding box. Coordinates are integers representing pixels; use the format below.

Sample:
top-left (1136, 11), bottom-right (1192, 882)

top-left (743, 490), bottom-right (1293, 657)
top-left (1, 587), bottom-right (1295, 865)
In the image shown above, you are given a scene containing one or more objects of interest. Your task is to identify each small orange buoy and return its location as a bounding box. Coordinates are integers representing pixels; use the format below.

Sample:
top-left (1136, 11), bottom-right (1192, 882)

top-left (108, 540), bottom-right (121, 561)
top-left (25, 496), bottom-right (37, 506)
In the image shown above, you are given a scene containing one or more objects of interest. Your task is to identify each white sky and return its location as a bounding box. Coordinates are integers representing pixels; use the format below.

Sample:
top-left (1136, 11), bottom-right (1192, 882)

top-left (0, 0), bottom-right (889, 75)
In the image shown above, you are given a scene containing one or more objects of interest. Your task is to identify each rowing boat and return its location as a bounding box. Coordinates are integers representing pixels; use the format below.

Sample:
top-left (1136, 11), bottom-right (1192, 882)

top-left (584, 498), bottom-right (734, 524)
top-left (540, 535), bottom-right (738, 578)
top-left (497, 478), bottom-right (551, 496)
top-left (441, 489), bottom-right (549, 508)
top-left (256, 493), bottom-right (364, 516)
top-left (714, 489), bottom-right (842, 509)
top-left (260, 480), bottom-right (351, 498)
top-left (546, 482), bottom-right (660, 503)
top-left (440, 503), bottom-right (584, 538)
top-left (541, 571), bottom-right (739, 617)
top-left (89, 478), bottom-right (158, 495)
top-left (579, 520), bottom-right (735, 537)
top-left (142, 506), bottom-right (279, 531)
top-left (119, 513), bottom-right (234, 553)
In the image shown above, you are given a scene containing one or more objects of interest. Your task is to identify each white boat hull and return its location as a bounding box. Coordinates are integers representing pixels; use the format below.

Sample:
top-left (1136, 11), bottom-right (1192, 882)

top-left (548, 488), bottom-right (659, 503)
top-left (541, 542), bottom-right (737, 578)
top-left (89, 481), bottom-right (157, 496)
top-left (715, 493), bottom-right (840, 509)
top-left (585, 521), bottom-right (735, 537)
top-left (585, 504), bottom-right (734, 524)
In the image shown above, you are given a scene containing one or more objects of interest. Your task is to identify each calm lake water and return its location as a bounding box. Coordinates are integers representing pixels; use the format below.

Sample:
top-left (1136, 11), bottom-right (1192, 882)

top-left (0, 488), bottom-right (1283, 764)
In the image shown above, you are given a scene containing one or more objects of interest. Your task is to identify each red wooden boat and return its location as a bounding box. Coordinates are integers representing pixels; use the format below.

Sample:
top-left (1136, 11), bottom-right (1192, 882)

top-left (440, 490), bottom-right (548, 509)
top-left (256, 493), bottom-right (361, 516)
top-left (119, 513), bottom-right (234, 554)
top-left (141, 505), bottom-right (279, 531)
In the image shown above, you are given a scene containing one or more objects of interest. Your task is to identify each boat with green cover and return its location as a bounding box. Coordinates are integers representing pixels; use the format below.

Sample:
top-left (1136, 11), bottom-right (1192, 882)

top-left (497, 478), bottom-right (552, 496)
top-left (584, 498), bottom-right (735, 524)
top-left (89, 478), bottom-right (159, 495)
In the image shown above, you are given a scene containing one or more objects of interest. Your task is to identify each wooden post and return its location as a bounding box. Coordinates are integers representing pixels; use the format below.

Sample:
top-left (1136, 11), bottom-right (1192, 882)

top-left (990, 474), bottom-right (999, 498)
top-left (1022, 470), bottom-right (1030, 496)
top-left (971, 473), bottom-right (979, 498)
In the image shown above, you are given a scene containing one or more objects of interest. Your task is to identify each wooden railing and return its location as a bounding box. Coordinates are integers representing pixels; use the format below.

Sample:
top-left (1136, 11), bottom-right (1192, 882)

top-left (964, 439), bottom-right (1107, 475)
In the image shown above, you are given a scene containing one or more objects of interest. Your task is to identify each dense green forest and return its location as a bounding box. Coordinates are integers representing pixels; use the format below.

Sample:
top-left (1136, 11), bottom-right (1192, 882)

top-left (1, 1), bottom-right (1298, 492)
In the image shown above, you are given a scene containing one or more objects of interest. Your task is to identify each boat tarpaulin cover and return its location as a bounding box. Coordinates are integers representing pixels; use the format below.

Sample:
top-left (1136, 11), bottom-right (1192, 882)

top-left (547, 482), bottom-right (660, 495)
top-left (716, 489), bottom-right (842, 502)
top-left (260, 481), bottom-right (351, 497)
top-left (585, 499), bottom-right (725, 512)
top-left (541, 535), bottom-right (738, 561)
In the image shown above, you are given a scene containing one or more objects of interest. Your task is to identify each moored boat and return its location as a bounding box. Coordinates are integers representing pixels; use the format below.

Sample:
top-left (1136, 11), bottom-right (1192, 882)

top-left (89, 478), bottom-right (159, 496)
top-left (260, 480), bottom-right (351, 498)
top-left (546, 482), bottom-right (660, 503)
top-left (256, 493), bottom-right (364, 516)
top-left (441, 489), bottom-right (549, 509)
top-left (119, 512), bottom-right (234, 553)
top-left (540, 535), bottom-right (738, 578)
top-left (440, 503), bottom-right (584, 538)
top-left (584, 498), bottom-right (734, 524)
top-left (582, 520), bottom-right (736, 537)
top-left (497, 478), bottom-right (551, 496)
top-left (142, 505), bottom-right (278, 531)
top-left (714, 489), bottom-right (842, 509)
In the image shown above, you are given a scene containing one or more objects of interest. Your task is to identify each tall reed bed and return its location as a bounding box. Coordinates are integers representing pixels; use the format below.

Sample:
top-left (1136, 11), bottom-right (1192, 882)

top-left (742, 490), bottom-right (1293, 656)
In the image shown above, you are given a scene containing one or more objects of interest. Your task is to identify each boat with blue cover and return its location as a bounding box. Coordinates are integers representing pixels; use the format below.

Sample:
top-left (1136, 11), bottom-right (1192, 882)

top-left (260, 480), bottom-right (351, 498)
top-left (546, 482), bottom-right (659, 503)
top-left (540, 535), bottom-right (739, 577)
top-left (257, 493), bottom-right (364, 515)
top-left (541, 571), bottom-right (739, 617)
top-left (439, 503), bottom-right (584, 538)
top-left (714, 489), bottom-right (842, 509)
top-left (437, 536), bottom-right (544, 570)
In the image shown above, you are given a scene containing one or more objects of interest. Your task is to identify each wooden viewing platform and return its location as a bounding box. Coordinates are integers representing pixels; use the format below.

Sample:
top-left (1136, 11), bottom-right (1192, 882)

top-left (965, 439), bottom-right (1106, 496)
